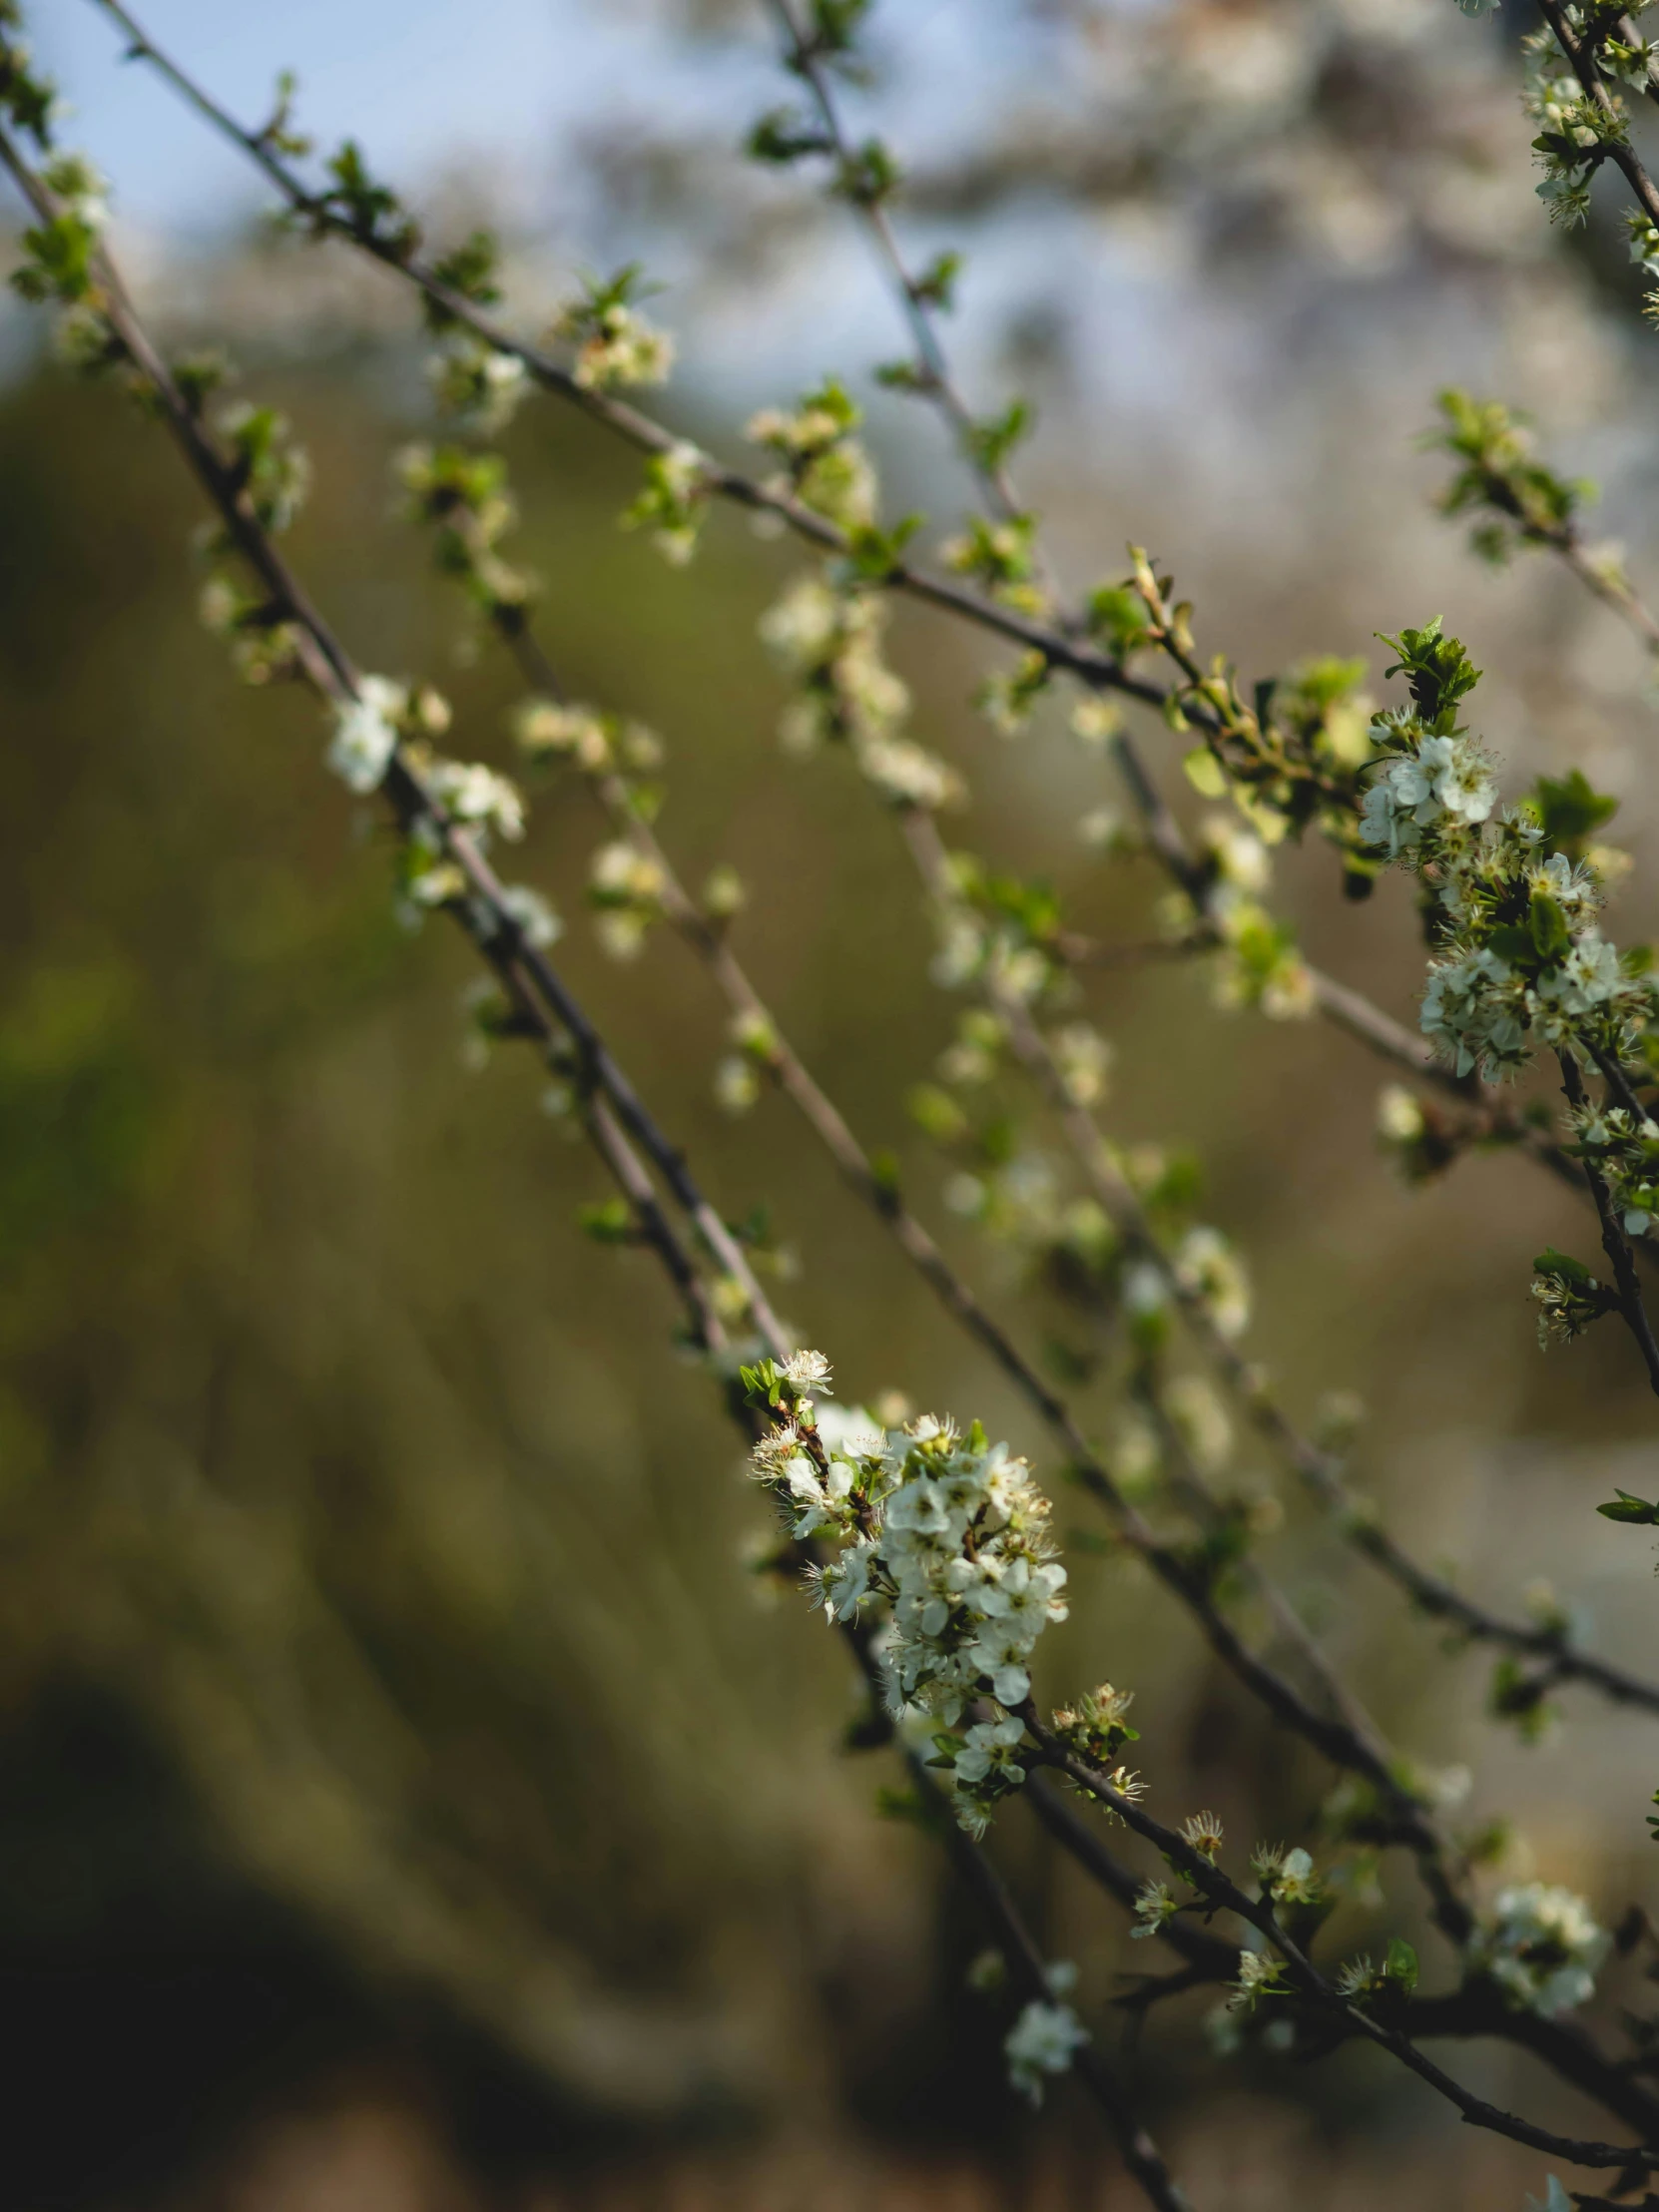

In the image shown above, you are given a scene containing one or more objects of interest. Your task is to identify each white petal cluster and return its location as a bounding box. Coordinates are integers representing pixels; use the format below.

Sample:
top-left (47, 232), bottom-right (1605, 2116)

top-left (1200, 814), bottom-right (1272, 896)
top-left (856, 735), bottom-right (961, 814)
top-left (759, 578), bottom-right (909, 757)
top-left (1051, 1022), bottom-right (1112, 1108)
top-left (588, 838), bottom-right (668, 961)
top-left (747, 397), bottom-right (877, 529)
top-left (1420, 945), bottom-right (1526, 1079)
top-left (1359, 728), bottom-right (1496, 859)
top-left (41, 153), bottom-right (109, 232)
top-left (782, 1348), bottom-right (832, 1395)
top-left (496, 883), bottom-right (561, 949)
top-left (622, 442), bottom-right (709, 567)
top-left (1469, 1883), bottom-right (1608, 2018)
top-left (1361, 679), bottom-right (1652, 1079)
top-left (1003, 1998), bottom-right (1088, 2106)
top-left (875, 1421), bottom-right (1067, 1720)
top-left (751, 1398), bottom-right (1068, 1827)
top-left (556, 299), bottom-right (675, 392)
top-left (513, 699), bottom-right (613, 771)
top-left (427, 337), bottom-right (529, 434)
top-left (425, 758), bottom-right (526, 843)
top-left (1130, 1882), bottom-right (1176, 1941)
top-left (1228, 1945), bottom-right (1290, 2013)
top-left (1421, 930), bottom-right (1637, 1081)
top-left (327, 675), bottom-right (406, 794)
top-left (1173, 1225), bottom-right (1252, 1340)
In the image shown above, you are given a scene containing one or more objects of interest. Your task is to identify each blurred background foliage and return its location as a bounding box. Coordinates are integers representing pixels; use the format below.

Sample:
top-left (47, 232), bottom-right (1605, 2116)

top-left (6, 1), bottom-right (1659, 2204)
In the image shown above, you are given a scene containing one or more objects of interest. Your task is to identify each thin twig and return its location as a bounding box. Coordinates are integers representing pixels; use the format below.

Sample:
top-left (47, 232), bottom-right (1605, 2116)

top-left (1027, 1717), bottom-right (1659, 2175)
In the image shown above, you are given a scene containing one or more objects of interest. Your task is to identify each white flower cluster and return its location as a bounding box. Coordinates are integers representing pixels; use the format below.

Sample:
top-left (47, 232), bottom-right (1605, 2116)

top-left (758, 574), bottom-right (961, 813)
top-left (1420, 929), bottom-right (1631, 1081)
top-left (1003, 1997), bottom-right (1088, 2106)
top-left (554, 297), bottom-right (675, 392)
top-left (41, 152), bottom-right (108, 232)
top-left (1571, 1102), bottom-right (1659, 1235)
top-left (512, 698), bottom-right (665, 781)
top-left (327, 674), bottom-right (406, 794)
top-left (747, 391), bottom-right (877, 530)
top-left (929, 906), bottom-right (1051, 1006)
top-left (1161, 815), bottom-right (1312, 1023)
top-left (856, 1419), bottom-right (1065, 1714)
top-left (1358, 728), bottom-right (1496, 859)
top-left (496, 883), bottom-right (561, 949)
top-left (1051, 1021), bottom-right (1112, 1108)
top-left (588, 838), bottom-right (668, 961)
top-left (749, 1370), bottom-right (1068, 1832)
top-left (1131, 1882), bottom-right (1176, 1941)
top-left (1359, 639), bottom-right (1653, 1080)
top-left (1419, 945), bottom-right (1523, 1080)
top-left (1229, 1946), bottom-right (1292, 2014)
top-left (325, 678), bottom-right (548, 951)
top-left (856, 735), bottom-right (962, 814)
top-left (759, 577), bottom-right (909, 756)
top-left (514, 699), bottom-right (613, 771)
top-left (424, 757), bottom-right (526, 844)
top-left (1523, 27), bottom-right (1608, 229)
top-left (1173, 1225), bottom-right (1252, 1341)
top-left (622, 442), bottom-right (708, 567)
top-left (1468, 1883), bottom-right (1608, 2018)
top-left (427, 336), bottom-right (529, 434)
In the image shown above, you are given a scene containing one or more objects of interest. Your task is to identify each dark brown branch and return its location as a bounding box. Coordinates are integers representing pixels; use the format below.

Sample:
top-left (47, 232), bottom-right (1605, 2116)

top-left (1536, 0), bottom-right (1659, 233)
top-left (1559, 1050), bottom-right (1659, 1400)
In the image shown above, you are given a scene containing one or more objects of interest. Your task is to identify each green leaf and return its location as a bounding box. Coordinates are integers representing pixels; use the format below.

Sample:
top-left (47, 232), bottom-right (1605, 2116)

top-left (1596, 1488), bottom-right (1659, 1524)
top-left (834, 138), bottom-right (901, 207)
top-left (576, 1197), bottom-right (633, 1245)
top-left (910, 249), bottom-right (961, 310)
top-left (1487, 924), bottom-right (1535, 965)
top-left (1183, 745), bottom-right (1226, 798)
top-left (1378, 619), bottom-right (1481, 720)
top-left (842, 514), bottom-right (922, 580)
top-left (968, 398), bottom-right (1032, 473)
top-left (1383, 1937), bottom-right (1418, 1991)
top-left (746, 106), bottom-right (830, 166)
top-left (1533, 767), bottom-right (1618, 851)
top-left (1528, 891), bottom-right (1571, 962)
top-left (1534, 1246), bottom-right (1595, 1285)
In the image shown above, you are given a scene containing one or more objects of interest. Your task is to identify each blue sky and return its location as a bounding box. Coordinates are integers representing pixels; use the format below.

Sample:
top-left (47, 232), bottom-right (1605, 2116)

top-left (37, 1), bottom-right (719, 239)
top-left (25, 2), bottom-right (1066, 403)
top-left (35, 2), bottom-right (1035, 244)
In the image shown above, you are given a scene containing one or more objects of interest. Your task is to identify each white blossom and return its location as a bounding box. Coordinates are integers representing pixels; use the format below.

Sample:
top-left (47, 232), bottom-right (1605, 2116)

top-left (1174, 1226), bottom-right (1251, 1339)
top-left (954, 1716), bottom-right (1027, 1787)
top-left (497, 884), bottom-right (560, 948)
top-left (782, 1349), bottom-right (832, 1395)
top-left (327, 675), bottom-right (405, 794)
top-left (1003, 1998), bottom-right (1088, 2105)
top-left (856, 736), bottom-right (961, 813)
top-left (426, 758), bottom-right (526, 843)
top-left (1470, 1884), bottom-right (1608, 2018)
